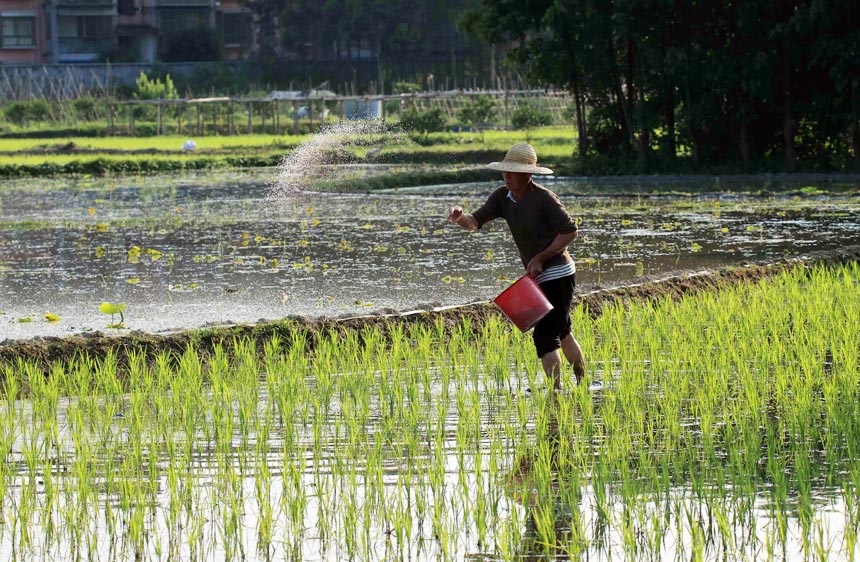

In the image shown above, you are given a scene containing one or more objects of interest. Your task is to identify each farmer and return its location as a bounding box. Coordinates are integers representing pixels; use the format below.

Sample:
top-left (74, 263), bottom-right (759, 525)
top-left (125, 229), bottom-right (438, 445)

top-left (447, 143), bottom-right (585, 389)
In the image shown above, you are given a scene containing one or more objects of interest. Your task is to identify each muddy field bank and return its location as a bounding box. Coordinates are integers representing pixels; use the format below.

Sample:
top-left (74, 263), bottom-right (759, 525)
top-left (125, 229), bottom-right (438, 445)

top-left (2, 245), bottom-right (858, 375)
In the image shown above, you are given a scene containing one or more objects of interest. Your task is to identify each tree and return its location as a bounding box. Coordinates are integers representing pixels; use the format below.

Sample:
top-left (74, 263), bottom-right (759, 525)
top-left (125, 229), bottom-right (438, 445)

top-left (401, 106), bottom-right (447, 140)
top-left (511, 102), bottom-right (552, 142)
top-left (459, 95), bottom-right (497, 142)
top-left (244, 0), bottom-right (289, 64)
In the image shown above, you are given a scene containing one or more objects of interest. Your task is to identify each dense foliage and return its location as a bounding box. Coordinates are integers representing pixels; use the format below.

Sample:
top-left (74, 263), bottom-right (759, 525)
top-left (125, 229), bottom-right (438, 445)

top-left (461, 0), bottom-right (860, 171)
top-left (511, 103), bottom-right (554, 142)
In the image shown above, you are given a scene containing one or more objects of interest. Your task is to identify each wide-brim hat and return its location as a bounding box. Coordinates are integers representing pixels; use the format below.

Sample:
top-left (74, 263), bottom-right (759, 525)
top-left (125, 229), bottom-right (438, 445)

top-left (487, 142), bottom-right (553, 175)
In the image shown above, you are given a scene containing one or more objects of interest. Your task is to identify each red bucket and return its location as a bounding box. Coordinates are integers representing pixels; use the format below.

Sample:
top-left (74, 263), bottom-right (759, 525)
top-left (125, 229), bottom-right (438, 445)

top-left (493, 274), bottom-right (554, 332)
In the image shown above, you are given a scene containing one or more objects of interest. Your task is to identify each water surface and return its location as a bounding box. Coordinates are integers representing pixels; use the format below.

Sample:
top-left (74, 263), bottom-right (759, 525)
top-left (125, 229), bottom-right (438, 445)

top-left (1, 170), bottom-right (858, 340)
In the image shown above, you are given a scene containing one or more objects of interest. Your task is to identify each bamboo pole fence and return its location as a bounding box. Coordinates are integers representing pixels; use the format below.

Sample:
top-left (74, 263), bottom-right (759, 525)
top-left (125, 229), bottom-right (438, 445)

top-left (5, 88), bottom-right (573, 136)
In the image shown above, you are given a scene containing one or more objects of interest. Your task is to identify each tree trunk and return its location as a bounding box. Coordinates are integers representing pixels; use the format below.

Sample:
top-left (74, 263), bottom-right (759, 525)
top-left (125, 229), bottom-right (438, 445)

top-left (684, 88), bottom-right (700, 165)
top-left (375, 38), bottom-right (385, 95)
top-left (661, 10), bottom-right (676, 160)
top-left (570, 49), bottom-right (587, 156)
top-left (852, 81), bottom-right (860, 167)
top-left (738, 118), bottom-right (751, 170)
top-left (691, 129), bottom-right (702, 165)
top-left (782, 45), bottom-right (796, 171)
top-left (608, 39), bottom-right (632, 151)
top-left (633, 44), bottom-right (648, 167)
top-left (664, 87), bottom-right (675, 159)
top-left (735, 81), bottom-right (751, 168)
top-left (490, 44), bottom-right (497, 88)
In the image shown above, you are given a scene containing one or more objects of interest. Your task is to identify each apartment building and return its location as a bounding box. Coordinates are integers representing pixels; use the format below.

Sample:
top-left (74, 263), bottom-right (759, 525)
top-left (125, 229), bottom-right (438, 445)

top-left (0, 0), bottom-right (44, 63)
top-left (0, 0), bottom-right (253, 64)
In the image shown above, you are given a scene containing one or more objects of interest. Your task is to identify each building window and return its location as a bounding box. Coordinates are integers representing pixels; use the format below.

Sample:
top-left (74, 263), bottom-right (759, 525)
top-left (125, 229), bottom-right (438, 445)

top-left (118, 0), bottom-right (135, 16)
top-left (58, 15), bottom-right (113, 39)
top-left (1, 16), bottom-right (35, 48)
top-left (220, 12), bottom-right (251, 48)
top-left (160, 9), bottom-right (208, 36)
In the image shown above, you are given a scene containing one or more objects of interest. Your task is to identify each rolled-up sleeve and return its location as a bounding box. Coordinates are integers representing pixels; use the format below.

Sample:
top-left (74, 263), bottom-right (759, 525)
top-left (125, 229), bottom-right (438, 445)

top-left (471, 187), bottom-right (505, 229)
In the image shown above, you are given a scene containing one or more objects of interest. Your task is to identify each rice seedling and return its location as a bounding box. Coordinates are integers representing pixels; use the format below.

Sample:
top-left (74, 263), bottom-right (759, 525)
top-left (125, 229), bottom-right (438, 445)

top-left (0, 261), bottom-right (859, 560)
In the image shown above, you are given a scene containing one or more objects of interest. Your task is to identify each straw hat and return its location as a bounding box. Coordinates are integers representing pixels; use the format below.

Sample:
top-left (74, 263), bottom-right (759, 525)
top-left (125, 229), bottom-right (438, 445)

top-left (487, 143), bottom-right (553, 175)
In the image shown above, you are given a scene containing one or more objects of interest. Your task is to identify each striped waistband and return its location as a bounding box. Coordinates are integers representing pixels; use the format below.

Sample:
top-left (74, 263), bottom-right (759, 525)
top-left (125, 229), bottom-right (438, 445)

top-left (535, 261), bottom-right (576, 284)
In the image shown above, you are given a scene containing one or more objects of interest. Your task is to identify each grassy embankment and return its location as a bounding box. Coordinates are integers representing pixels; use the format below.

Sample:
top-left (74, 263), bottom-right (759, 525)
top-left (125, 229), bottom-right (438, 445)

top-left (0, 127), bottom-right (574, 185)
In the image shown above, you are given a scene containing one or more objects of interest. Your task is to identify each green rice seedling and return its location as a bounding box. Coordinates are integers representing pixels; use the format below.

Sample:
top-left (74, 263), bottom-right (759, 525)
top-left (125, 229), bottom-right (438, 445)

top-left (842, 470), bottom-right (860, 559)
top-left (1, 261), bottom-right (859, 560)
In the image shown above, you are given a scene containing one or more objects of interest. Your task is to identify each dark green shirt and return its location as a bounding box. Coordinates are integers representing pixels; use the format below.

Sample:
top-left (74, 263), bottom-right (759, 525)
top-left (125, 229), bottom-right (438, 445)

top-left (472, 180), bottom-right (578, 270)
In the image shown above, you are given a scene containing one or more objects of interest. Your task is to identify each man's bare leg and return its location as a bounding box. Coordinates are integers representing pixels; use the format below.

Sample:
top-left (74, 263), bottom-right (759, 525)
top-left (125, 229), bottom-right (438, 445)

top-left (560, 333), bottom-right (586, 383)
top-left (540, 349), bottom-right (564, 390)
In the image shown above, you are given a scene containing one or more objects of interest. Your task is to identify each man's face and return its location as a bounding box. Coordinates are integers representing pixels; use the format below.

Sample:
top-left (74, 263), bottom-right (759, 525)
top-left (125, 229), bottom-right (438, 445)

top-left (502, 171), bottom-right (532, 192)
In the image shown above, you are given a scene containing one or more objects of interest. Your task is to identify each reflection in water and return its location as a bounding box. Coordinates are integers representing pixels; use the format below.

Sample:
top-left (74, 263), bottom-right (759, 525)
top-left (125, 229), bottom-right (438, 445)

top-left (505, 391), bottom-right (578, 561)
top-left (1, 350), bottom-right (859, 561)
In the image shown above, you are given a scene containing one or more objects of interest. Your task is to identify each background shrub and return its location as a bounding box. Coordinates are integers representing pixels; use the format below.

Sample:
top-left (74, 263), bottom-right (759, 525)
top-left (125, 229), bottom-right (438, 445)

top-left (511, 102), bottom-right (553, 141)
top-left (4, 100), bottom-right (53, 126)
top-left (401, 106), bottom-right (447, 138)
top-left (458, 95), bottom-right (498, 143)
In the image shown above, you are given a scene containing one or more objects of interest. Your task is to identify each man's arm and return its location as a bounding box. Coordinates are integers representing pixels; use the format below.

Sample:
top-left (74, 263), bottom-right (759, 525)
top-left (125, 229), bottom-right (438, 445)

top-left (448, 206), bottom-right (479, 232)
top-left (526, 230), bottom-right (579, 277)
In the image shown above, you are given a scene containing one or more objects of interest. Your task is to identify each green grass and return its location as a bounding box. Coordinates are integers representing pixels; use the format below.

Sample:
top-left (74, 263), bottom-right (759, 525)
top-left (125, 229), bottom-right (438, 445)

top-left (0, 134), bottom-right (303, 152)
top-left (1, 261), bottom-right (858, 560)
top-left (0, 125), bottom-right (577, 179)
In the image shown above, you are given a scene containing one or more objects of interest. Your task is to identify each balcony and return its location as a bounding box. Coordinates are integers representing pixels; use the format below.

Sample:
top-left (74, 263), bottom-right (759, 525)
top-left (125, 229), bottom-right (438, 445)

top-left (57, 0), bottom-right (116, 6)
top-left (157, 0), bottom-right (212, 7)
top-left (58, 36), bottom-right (117, 57)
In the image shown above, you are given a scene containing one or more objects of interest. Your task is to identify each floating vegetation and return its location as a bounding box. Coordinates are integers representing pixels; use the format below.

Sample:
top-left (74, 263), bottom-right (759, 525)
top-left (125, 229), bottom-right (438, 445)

top-left (98, 301), bottom-right (126, 328)
top-left (0, 262), bottom-right (858, 561)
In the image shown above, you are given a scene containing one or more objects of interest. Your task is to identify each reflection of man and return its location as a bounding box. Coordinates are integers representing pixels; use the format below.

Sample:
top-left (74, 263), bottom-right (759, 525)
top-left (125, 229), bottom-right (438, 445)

top-left (503, 391), bottom-right (578, 560)
top-left (448, 143), bottom-right (586, 389)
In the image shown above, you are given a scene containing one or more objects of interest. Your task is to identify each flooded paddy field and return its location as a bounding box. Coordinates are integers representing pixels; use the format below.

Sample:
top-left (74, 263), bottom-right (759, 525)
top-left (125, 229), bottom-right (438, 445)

top-left (1, 162), bottom-right (859, 562)
top-left (1, 169), bottom-right (859, 341)
top-left (1, 263), bottom-right (858, 561)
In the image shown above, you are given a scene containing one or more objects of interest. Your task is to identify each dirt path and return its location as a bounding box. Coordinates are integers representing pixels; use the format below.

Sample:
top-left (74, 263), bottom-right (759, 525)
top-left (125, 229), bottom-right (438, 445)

top-left (2, 246), bottom-right (858, 372)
